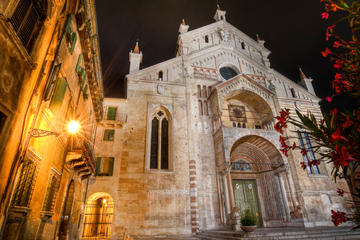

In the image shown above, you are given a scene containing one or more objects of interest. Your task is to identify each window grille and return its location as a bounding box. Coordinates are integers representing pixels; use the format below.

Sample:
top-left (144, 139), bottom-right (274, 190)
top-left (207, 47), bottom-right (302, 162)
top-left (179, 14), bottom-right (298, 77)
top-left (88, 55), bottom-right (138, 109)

top-left (10, 0), bottom-right (44, 52)
top-left (12, 159), bottom-right (37, 207)
top-left (103, 129), bottom-right (115, 141)
top-left (42, 174), bottom-right (59, 211)
top-left (150, 111), bottom-right (169, 170)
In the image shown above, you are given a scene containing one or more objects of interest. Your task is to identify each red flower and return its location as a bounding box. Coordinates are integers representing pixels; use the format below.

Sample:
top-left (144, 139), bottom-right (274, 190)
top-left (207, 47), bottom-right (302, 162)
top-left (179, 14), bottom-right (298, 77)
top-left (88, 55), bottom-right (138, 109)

top-left (320, 119), bottom-right (325, 125)
top-left (300, 162), bottom-right (307, 170)
top-left (333, 41), bottom-right (341, 48)
top-left (331, 210), bottom-right (346, 226)
top-left (274, 109), bottom-right (290, 134)
top-left (326, 25), bottom-right (336, 40)
top-left (301, 148), bottom-right (307, 156)
top-left (337, 188), bottom-right (344, 197)
top-left (321, 12), bottom-right (329, 19)
top-left (330, 108), bottom-right (338, 116)
top-left (280, 148), bottom-right (289, 157)
top-left (331, 145), bottom-right (354, 167)
top-left (280, 136), bottom-right (287, 148)
top-left (325, 97), bottom-right (332, 102)
top-left (311, 160), bottom-right (320, 166)
top-left (333, 60), bottom-right (344, 69)
top-left (331, 128), bottom-right (348, 142)
top-left (321, 48), bottom-right (331, 57)
top-left (341, 116), bottom-right (353, 129)
top-left (292, 142), bottom-right (297, 150)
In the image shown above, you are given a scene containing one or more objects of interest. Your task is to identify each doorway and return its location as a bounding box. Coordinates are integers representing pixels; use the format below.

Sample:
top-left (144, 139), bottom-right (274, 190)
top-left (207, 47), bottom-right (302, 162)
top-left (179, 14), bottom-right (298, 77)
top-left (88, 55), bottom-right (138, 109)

top-left (232, 179), bottom-right (261, 226)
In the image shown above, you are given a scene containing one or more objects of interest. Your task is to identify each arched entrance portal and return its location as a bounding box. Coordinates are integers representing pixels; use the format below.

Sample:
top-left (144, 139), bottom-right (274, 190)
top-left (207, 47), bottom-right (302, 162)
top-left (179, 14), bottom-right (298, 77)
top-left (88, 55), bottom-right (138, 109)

top-left (59, 180), bottom-right (75, 239)
top-left (229, 135), bottom-right (292, 227)
top-left (81, 192), bottom-right (114, 239)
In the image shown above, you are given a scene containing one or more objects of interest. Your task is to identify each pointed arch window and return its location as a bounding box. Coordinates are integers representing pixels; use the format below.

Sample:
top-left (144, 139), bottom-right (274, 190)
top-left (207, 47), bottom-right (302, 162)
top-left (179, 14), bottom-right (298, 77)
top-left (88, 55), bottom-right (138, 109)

top-left (150, 110), bottom-right (170, 170)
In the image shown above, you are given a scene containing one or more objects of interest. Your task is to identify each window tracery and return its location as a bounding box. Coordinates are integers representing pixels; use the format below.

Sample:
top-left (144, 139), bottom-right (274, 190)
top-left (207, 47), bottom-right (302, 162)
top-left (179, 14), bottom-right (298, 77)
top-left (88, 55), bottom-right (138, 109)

top-left (150, 110), bottom-right (169, 170)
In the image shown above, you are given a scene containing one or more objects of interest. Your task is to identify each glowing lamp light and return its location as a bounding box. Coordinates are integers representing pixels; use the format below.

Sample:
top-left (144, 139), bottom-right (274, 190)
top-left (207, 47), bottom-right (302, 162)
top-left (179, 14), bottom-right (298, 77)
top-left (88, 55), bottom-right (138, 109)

top-left (67, 120), bottom-right (80, 134)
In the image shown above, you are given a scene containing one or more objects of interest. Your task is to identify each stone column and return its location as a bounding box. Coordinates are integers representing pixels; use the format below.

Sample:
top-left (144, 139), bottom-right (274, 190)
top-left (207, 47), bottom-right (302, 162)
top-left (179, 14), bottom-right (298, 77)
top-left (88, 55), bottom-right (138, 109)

top-left (276, 173), bottom-right (291, 221)
top-left (222, 174), bottom-right (231, 217)
top-left (285, 166), bottom-right (299, 210)
top-left (226, 173), bottom-right (235, 211)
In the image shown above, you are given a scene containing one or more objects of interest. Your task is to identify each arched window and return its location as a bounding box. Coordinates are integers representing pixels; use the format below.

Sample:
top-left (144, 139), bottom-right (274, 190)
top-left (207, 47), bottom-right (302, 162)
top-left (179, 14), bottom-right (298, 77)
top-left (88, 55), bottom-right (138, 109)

top-left (290, 88), bottom-right (297, 98)
top-left (150, 110), bottom-right (169, 170)
top-left (219, 66), bottom-right (239, 80)
top-left (9, 0), bottom-right (47, 52)
top-left (158, 71), bottom-right (163, 80)
top-left (232, 160), bottom-right (253, 171)
top-left (205, 35), bottom-right (209, 43)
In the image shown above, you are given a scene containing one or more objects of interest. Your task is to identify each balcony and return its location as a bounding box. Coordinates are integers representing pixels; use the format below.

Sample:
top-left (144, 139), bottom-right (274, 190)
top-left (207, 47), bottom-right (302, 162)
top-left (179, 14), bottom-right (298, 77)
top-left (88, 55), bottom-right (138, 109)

top-left (101, 112), bottom-right (127, 127)
top-left (66, 141), bottom-right (96, 179)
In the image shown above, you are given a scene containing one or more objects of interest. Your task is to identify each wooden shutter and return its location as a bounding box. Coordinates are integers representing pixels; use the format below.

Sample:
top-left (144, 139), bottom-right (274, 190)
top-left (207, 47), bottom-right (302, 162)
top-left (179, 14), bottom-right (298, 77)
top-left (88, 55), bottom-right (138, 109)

top-left (76, 54), bottom-right (82, 73)
top-left (44, 63), bottom-right (62, 101)
top-left (109, 157), bottom-right (114, 176)
top-left (49, 78), bottom-right (68, 112)
top-left (95, 157), bottom-right (101, 176)
top-left (70, 32), bottom-right (77, 54)
top-left (107, 107), bottom-right (117, 120)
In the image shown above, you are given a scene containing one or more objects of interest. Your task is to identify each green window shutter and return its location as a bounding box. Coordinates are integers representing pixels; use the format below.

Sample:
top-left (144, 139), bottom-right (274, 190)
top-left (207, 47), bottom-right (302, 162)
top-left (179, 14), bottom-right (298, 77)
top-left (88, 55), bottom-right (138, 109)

top-left (107, 107), bottom-right (117, 120)
top-left (109, 157), bottom-right (114, 176)
top-left (76, 55), bottom-right (82, 73)
top-left (65, 14), bottom-right (73, 34)
top-left (95, 157), bottom-right (101, 176)
top-left (81, 68), bottom-right (86, 85)
top-left (49, 78), bottom-right (68, 111)
top-left (70, 32), bottom-right (77, 54)
top-left (44, 63), bottom-right (62, 101)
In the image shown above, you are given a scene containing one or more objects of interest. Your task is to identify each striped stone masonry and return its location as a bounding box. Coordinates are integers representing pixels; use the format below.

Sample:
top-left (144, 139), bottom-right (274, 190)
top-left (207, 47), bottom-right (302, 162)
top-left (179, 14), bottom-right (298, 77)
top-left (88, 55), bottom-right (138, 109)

top-left (189, 159), bottom-right (199, 233)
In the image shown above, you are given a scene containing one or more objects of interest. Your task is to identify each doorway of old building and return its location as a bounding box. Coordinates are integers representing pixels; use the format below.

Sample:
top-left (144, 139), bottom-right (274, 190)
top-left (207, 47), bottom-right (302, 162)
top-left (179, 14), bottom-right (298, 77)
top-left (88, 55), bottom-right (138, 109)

top-left (232, 179), bottom-right (261, 226)
top-left (81, 193), bottom-right (114, 239)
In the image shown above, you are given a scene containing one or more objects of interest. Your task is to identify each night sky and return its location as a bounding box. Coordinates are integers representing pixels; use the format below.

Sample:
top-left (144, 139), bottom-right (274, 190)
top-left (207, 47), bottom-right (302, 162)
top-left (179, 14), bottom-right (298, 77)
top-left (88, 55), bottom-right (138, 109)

top-left (95, 0), bottom-right (335, 106)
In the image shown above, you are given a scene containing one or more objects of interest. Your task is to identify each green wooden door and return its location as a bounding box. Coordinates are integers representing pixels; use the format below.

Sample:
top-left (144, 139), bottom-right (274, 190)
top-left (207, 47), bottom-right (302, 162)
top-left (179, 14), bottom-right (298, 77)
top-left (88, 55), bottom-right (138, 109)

top-left (232, 179), bottom-right (261, 226)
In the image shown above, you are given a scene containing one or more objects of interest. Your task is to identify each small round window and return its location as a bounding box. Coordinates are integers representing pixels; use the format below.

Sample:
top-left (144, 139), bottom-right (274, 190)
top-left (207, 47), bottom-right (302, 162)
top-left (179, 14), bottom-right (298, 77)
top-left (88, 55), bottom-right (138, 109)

top-left (219, 66), bottom-right (239, 80)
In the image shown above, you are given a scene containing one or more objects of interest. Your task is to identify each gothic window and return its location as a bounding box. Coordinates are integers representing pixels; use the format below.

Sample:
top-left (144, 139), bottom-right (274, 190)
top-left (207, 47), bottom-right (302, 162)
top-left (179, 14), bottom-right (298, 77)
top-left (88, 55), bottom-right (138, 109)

top-left (233, 122), bottom-right (236, 127)
top-left (237, 123), bottom-right (241, 128)
top-left (150, 110), bottom-right (170, 170)
top-left (197, 85), bottom-right (201, 98)
top-left (42, 173), bottom-right (60, 212)
top-left (9, 0), bottom-right (47, 52)
top-left (232, 160), bottom-right (252, 171)
top-left (297, 131), bottom-right (320, 174)
top-left (203, 100), bottom-right (208, 115)
top-left (198, 100), bottom-right (203, 115)
top-left (103, 129), bottom-right (115, 141)
top-left (11, 158), bottom-right (38, 207)
top-left (220, 66), bottom-right (239, 80)
top-left (95, 157), bottom-right (114, 176)
top-left (202, 86), bottom-right (207, 98)
top-left (291, 88), bottom-right (297, 98)
top-left (158, 71), bottom-right (163, 80)
top-left (106, 107), bottom-right (117, 120)
top-left (205, 35), bottom-right (209, 43)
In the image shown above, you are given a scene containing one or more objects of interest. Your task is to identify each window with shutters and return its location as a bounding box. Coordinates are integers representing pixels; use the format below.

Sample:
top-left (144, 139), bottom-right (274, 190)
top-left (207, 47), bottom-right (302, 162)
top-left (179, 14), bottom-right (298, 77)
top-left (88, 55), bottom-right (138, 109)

top-left (49, 78), bottom-right (68, 113)
top-left (65, 14), bottom-right (77, 54)
top-left (95, 157), bottom-right (114, 176)
top-left (42, 173), bottom-right (60, 212)
top-left (106, 107), bottom-right (117, 120)
top-left (297, 131), bottom-right (320, 175)
top-left (44, 63), bottom-right (62, 101)
top-left (149, 110), bottom-right (170, 170)
top-left (11, 158), bottom-right (38, 207)
top-left (9, 0), bottom-right (47, 52)
top-left (103, 129), bottom-right (115, 141)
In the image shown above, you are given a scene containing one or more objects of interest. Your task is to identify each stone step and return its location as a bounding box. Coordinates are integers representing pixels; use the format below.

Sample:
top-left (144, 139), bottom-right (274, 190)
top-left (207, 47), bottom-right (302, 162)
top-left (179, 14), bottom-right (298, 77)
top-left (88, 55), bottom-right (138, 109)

top-left (196, 227), bottom-right (360, 240)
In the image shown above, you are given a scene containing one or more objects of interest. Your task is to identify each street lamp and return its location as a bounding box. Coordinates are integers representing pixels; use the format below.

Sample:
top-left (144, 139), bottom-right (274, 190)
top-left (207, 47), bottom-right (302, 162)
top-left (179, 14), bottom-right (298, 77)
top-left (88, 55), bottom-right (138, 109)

top-left (29, 120), bottom-right (80, 137)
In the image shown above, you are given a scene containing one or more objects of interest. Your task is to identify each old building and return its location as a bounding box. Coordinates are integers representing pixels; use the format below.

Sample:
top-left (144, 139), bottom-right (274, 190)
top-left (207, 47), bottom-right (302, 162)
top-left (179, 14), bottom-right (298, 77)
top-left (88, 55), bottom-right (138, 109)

top-left (0, 0), bottom-right (103, 239)
top-left (86, 5), bottom-right (352, 239)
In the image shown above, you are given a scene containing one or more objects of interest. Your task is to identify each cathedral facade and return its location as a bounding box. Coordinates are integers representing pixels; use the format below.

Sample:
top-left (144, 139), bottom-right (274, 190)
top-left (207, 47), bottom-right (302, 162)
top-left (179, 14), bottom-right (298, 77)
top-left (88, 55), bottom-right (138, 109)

top-left (86, 6), bottom-right (350, 238)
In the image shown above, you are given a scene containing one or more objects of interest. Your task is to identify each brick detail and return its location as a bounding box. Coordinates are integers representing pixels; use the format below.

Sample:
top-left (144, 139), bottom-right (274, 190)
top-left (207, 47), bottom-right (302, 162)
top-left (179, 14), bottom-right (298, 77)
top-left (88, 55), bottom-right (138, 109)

top-left (189, 159), bottom-right (199, 233)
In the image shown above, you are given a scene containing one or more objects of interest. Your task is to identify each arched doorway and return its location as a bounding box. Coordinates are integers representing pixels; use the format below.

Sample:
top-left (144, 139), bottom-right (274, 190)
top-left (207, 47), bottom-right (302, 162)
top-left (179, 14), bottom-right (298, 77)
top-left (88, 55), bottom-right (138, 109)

top-left (229, 135), bottom-right (291, 227)
top-left (59, 180), bottom-right (75, 239)
top-left (81, 192), bottom-right (114, 239)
